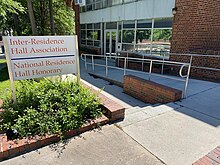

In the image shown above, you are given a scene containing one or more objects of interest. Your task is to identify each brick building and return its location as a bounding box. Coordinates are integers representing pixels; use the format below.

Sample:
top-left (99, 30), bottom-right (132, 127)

top-left (170, 0), bottom-right (220, 81)
top-left (79, 0), bottom-right (220, 81)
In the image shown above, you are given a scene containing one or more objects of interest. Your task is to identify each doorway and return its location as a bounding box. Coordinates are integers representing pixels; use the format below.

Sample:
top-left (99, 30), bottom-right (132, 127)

top-left (104, 30), bottom-right (118, 57)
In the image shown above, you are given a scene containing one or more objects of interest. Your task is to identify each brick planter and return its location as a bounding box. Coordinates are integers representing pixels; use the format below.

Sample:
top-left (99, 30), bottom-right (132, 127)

top-left (82, 81), bottom-right (125, 122)
top-left (0, 82), bottom-right (125, 161)
top-left (0, 115), bottom-right (109, 161)
top-left (123, 75), bottom-right (182, 104)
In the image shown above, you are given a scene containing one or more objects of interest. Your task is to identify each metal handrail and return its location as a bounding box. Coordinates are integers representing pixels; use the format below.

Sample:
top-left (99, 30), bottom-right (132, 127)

top-left (118, 51), bottom-right (220, 72)
top-left (81, 53), bottom-right (191, 98)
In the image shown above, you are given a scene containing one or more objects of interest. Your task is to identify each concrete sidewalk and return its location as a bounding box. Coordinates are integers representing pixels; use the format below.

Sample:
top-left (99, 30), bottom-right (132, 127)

top-left (80, 58), bottom-right (220, 165)
top-left (1, 125), bottom-right (164, 165)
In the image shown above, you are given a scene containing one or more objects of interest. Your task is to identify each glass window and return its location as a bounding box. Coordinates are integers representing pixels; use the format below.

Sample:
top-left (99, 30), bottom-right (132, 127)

top-left (123, 21), bottom-right (135, 29)
top-left (81, 24), bottom-right (86, 29)
top-left (122, 30), bottom-right (135, 43)
top-left (93, 30), bottom-right (101, 40)
top-left (81, 30), bottom-right (86, 39)
top-left (135, 44), bottom-right (151, 54)
top-left (87, 40), bottom-right (93, 46)
top-left (152, 29), bottom-right (172, 54)
top-left (87, 24), bottom-right (93, 29)
top-left (118, 22), bottom-right (122, 30)
top-left (111, 0), bottom-right (122, 6)
top-left (106, 22), bottom-right (117, 29)
top-left (86, 4), bottom-right (93, 11)
top-left (94, 41), bottom-right (101, 47)
top-left (93, 0), bottom-right (102, 10)
top-left (94, 23), bottom-right (101, 29)
top-left (154, 18), bottom-right (173, 28)
top-left (122, 44), bottom-right (134, 51)
top-left (136, 30), bottom-right (151, 44)
top-left (103, 0), bottom-right (108, 8)
top-left (153, 29), bottom-right (172, 42)
top-left (118, 30), bottom-right (122, 42)
top-left (87, 30), bottom-right (93, 39)
top-left (137, 20), bottom-right (152, 29)
top-left (81, 39), bottom-right (86, 45)
top-left (123, 0), bottom-right (135, 3)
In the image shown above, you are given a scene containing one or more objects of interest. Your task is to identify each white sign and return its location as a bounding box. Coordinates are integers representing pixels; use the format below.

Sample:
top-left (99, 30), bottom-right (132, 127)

top-left (3, 36), bottom-right (78, 81)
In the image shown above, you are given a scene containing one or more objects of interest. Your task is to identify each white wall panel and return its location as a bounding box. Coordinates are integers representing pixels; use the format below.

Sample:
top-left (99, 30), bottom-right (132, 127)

top-left (80, 0), bottom-right (175, 24)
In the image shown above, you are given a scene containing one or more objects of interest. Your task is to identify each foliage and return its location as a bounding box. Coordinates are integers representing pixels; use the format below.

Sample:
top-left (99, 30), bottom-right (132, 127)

top-left (0, 0), bottom-right (75, 36)
top-left (136, 30), bottom-right (151, 43)
top-left (0, 66), bottom-right (19, 98)
top-left (0, 0), bottom-right (24, 19)
top-left (0, 59), bottom-right (6, 64)
top-left (0, 79), bottom-right (102, 138)
top-left (153, 29), bottom-right (172, 41)
top-left (122, 30), bottom-right (135, 43)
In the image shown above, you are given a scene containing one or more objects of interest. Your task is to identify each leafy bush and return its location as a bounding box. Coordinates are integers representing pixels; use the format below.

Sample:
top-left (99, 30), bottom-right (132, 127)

top-left (0, 78), bottom-right (102, 138)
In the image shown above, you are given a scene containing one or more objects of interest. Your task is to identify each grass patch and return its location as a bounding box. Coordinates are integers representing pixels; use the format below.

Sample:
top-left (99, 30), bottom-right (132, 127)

top-left (0, 59), bottom-right (6, 64)
top-left (0, 67), bottom-right (17, 98)
top-left (0, 79), bottom-right (102, 139)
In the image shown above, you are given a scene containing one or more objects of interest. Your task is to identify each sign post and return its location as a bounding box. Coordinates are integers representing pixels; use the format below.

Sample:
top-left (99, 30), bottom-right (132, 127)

top-left (3, 35), bottom-right (80, 103)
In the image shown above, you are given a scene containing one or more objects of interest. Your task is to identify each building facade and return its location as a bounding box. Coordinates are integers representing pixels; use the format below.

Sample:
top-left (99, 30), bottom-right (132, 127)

top-left (170, 0), bottom-right (220, 81)
top-left (80, 0), bottom-right (175, 56)
top-left (79, 0), bottom-right (220, 81)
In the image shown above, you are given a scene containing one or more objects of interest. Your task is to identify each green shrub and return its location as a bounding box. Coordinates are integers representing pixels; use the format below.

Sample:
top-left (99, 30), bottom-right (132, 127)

top-left (0, 78), bottom-right (102, 138)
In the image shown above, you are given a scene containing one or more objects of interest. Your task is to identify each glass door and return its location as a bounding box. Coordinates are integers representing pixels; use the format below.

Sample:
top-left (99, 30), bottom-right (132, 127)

top-left (104, 30), bottom-right (117, 57)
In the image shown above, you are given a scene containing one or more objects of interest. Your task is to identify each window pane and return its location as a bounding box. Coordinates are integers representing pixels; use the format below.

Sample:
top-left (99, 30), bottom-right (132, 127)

top-left (81, 39), bottom-right (86, 45)
top-left (123, 0), bottom-right (135, 3)
top-left (87, 24), bottom-right (93, 29)
top-left (94, 23), bottom-right (101, 29)
top-left (135, 44), bottom-right (151, 54)
top-left (81, 24), bottom-right (86, 29)
top-left (123, 21), bottom-right (135, 29)
top-left (122, 30), bottom-right (135, 43)
top-left (154, 18), bottom-right (173, 28)
top-left (122, 44), bottom-right (134, 51)
top-left (86, 4), bottom-right (92, 11)
top-left (137, 20), bottom-right (152, 28)
top-left (81, 30), bottom-right (86, 39)
top-left (93, 30), bottom-right (101, 40)
top-left (94, 0), bottom-right (102, 10)
top-left (153, 29), bottom-right (172, 42)
top-left (118, 22), bottom-right (122, 30)
top-left (103, 0), bottom-right (108, 8)
top-left (106, 22), bottom-right (117, 29)
top-left (152, 29), bottom-right (172, 54)
top-left (111, 0), bottom-right (122, 6)
top-left (136, 30), bottom-right (151, 44)
top-left (118, 30), bottom-right (122, 42)
top-left (94, 41), bottom-right (101, 47)
top-left (87, 30), bottom-right (93, 39)
top-left (87, 40), bottom-right (93, 46)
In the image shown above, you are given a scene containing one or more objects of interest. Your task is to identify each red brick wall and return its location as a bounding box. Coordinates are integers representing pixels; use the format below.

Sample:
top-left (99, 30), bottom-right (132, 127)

top-left (170, 0), bottom-right (220, 81)
top-left (123, 75), bottom-right (182, 104)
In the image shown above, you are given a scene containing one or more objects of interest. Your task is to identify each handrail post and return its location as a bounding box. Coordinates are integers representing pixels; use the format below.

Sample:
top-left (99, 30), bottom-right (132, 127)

top-left (85, 55), bottom-right (87, 70)
top-left (124, 57), bottom-right (127, 76)
top-left (149, 60), bottom-right (153, 80)
top-left (142, 54), bottom-right (144, 71)
top-left (92, 55), bottom-right (94, 72)
top-left (161, 53), bottom-right (165, 74)
top-left (127, 52), bottom-right (129, 67)
top-left (105, 56), bottom-right (108, 77)
top-left (183, 56), bottom-right (192, 98)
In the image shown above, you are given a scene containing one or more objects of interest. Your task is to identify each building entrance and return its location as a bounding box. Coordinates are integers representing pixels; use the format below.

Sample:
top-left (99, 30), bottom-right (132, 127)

top-left (104, 30), bottom-right (118, 57)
